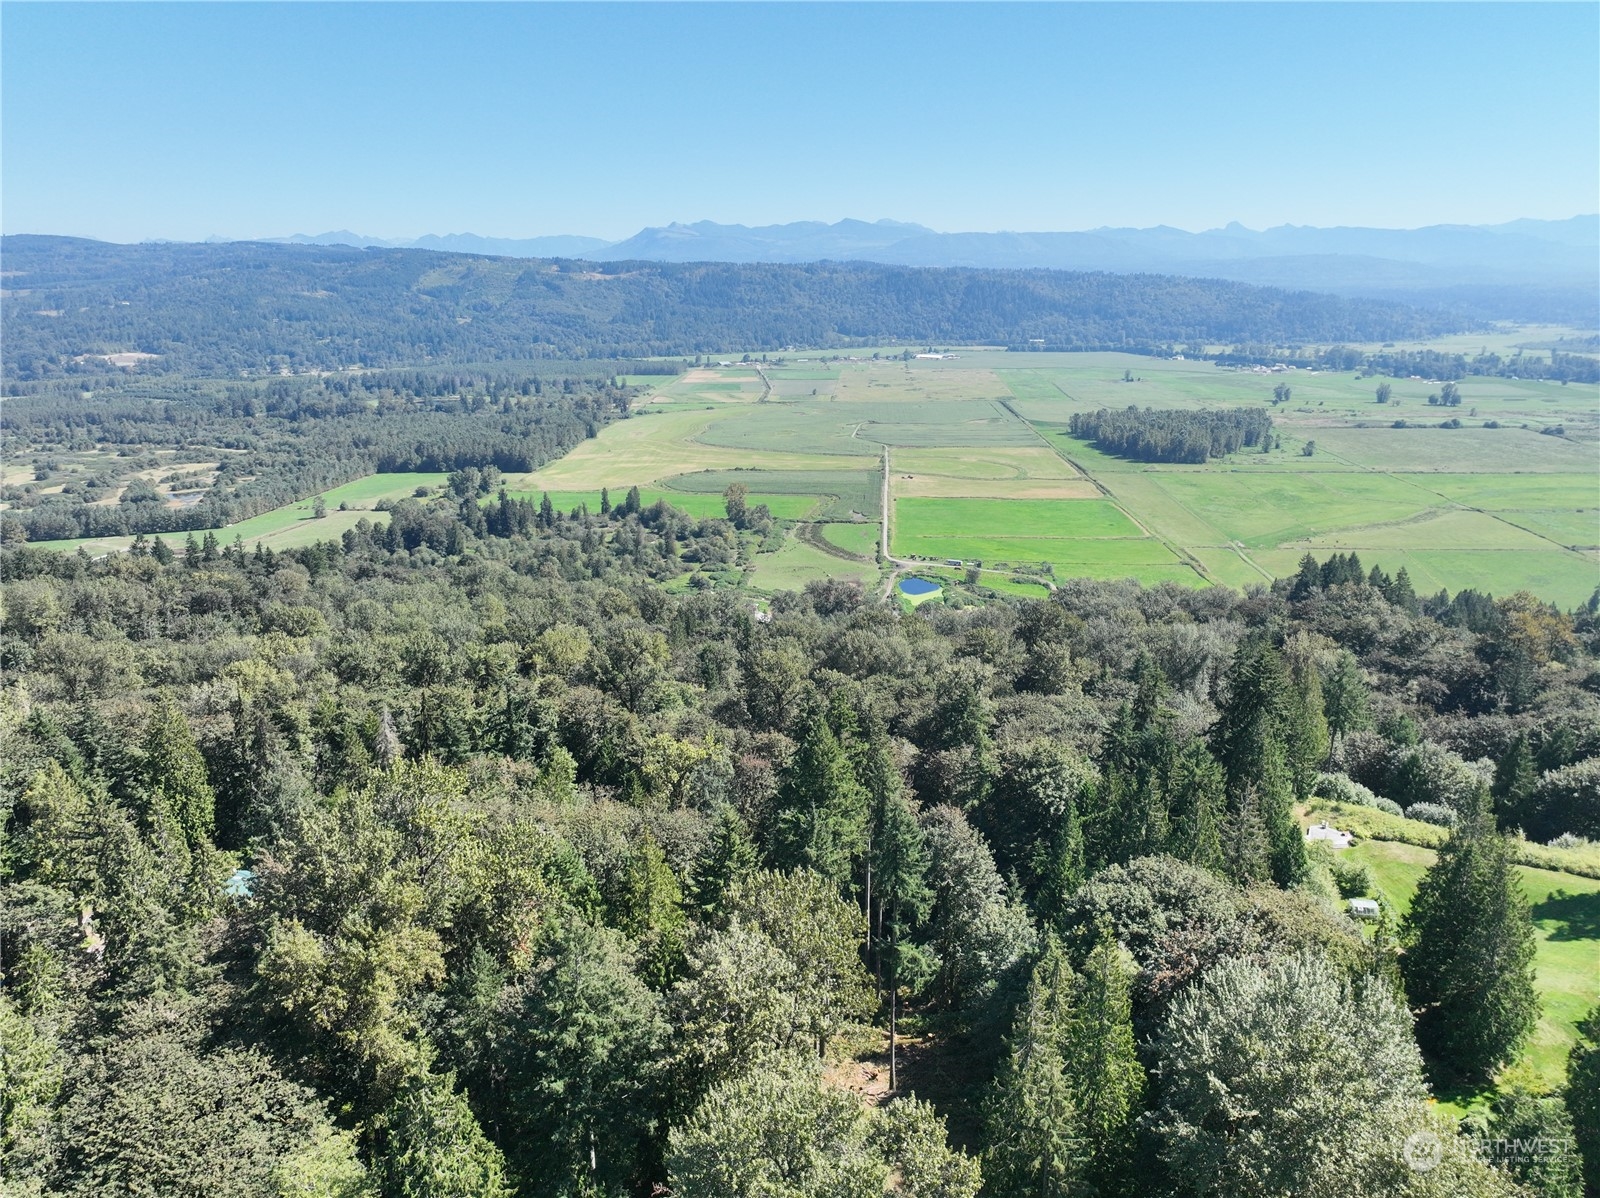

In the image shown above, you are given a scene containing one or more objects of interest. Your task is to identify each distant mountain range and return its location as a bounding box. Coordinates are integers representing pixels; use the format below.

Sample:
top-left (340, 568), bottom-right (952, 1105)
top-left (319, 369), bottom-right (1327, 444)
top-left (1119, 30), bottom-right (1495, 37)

top-left (261, 216), bottom-right (1598, 323)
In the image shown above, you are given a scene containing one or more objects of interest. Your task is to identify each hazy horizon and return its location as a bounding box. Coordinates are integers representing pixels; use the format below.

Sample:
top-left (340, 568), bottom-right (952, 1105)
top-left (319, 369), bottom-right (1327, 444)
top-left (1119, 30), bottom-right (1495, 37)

top-left (4, 3), bottom-right (1595, 245)
top-left (10, 212), bottom-right (1598, 250)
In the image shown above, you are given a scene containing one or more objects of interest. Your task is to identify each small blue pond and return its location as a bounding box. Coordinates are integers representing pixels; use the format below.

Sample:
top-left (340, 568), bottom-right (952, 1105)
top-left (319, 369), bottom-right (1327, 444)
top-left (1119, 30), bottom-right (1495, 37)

top-left (899, 577), bottom-right (941, 597)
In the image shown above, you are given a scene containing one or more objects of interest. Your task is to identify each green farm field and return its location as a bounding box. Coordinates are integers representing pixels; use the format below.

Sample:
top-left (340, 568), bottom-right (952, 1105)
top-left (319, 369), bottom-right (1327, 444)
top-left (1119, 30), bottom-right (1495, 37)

top-left (491, 348), bottom-right (1598, 599)
top-left (818, 521), bottom-right (881, 558)
top-left (31, 347), bottom-right (1594, 600)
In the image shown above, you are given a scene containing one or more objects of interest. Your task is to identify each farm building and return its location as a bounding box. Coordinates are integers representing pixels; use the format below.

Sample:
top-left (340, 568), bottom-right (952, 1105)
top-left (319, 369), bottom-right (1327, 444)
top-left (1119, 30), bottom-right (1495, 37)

top-left (1347, 898), bottom-right (1380, 920)
top-left (1305, 822), bottom-right (1354, 849)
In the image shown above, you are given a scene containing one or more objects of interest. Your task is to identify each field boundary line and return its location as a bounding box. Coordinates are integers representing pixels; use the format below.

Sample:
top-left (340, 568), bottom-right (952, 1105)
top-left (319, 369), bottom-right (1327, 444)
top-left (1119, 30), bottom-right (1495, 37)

top-left (1315, 433), bottom-right (1590, 559)
top-left (1003, 400), bottom-right (1213, 585)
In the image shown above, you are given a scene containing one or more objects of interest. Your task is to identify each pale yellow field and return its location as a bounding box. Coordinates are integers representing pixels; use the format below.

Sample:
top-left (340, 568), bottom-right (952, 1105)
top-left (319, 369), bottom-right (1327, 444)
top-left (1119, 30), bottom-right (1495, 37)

top-left (833, 362), bottom-right (1013, 404)
top-left (509, 407), bottom-right (873, 492)
top-left (889, 445), bottom-right (1081, 480)
top-left (893, 474), bottom-right (1101, 499)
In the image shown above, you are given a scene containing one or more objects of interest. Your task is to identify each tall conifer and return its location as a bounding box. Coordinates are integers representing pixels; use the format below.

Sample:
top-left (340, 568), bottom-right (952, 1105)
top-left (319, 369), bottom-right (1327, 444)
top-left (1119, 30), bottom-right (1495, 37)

top-left (1401, 805), bottom-right (1540, 1080)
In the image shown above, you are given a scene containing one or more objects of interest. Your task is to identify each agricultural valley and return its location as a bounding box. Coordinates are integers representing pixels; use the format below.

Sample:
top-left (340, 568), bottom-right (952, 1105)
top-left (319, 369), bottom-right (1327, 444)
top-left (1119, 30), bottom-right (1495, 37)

top-left (2, 233), bottom-right (1599, 1198)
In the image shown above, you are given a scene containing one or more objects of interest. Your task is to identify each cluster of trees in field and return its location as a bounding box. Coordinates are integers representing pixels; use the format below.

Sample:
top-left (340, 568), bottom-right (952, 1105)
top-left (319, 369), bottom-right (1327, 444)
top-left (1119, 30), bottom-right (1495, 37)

top-left (0, 370), bottom-right (635, 543)
top-left (1066, 406), bottom-right (1275, 463)
top-left (1354, 348), bottom-right (1600, 385)
top-left (3, 483), bottom-right (1599, 1195)
top-left (0, 236), bottom-right (1462, 378)
top-left (1211, 343), bottom-right (1599, 384)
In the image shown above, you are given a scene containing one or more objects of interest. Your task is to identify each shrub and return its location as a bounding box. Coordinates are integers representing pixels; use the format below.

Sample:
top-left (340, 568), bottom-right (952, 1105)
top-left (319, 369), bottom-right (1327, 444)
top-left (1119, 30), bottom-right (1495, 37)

top-left (1405, 802), bottom-right (1459, 829)
top-left (1313, 772), bottom-right (1378, 808)
top-left (1330, 857), bottom-right (1374, 899)
top-left (1370, 796), bottom-right (1405, 818)
top-left (1530, 757), bottom-right (1600, 841)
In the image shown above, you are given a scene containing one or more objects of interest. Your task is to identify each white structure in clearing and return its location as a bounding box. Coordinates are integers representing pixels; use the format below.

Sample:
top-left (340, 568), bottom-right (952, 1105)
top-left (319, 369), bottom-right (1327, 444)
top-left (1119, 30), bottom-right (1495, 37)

top-left (1305, 822), bottom-right (1354, 849)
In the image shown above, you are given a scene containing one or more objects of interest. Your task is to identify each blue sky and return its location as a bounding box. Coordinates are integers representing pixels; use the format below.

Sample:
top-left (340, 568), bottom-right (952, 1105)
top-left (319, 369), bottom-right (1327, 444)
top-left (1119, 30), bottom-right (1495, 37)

top-left (3, 3), bottom-right (1595, 242)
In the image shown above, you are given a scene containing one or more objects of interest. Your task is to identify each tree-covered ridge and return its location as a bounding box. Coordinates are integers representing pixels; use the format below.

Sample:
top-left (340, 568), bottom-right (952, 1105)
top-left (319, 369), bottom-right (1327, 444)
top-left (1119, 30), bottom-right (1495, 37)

top-left (0, 236), bottom-right (1462, 377)
top-left (2, 497), bottom-right (1598, 1194)
top-left (0, 368), bottom-right (634, 542)
top-left (1066, 406), bottom-right (1275, 463)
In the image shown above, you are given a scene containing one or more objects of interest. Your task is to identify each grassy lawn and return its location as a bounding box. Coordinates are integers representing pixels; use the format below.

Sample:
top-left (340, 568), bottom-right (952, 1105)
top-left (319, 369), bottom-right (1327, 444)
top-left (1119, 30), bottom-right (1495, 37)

top-left (320, 472), bottom-right (449, 507)
top-left (1335, 836), bottom-right (1600, 1098)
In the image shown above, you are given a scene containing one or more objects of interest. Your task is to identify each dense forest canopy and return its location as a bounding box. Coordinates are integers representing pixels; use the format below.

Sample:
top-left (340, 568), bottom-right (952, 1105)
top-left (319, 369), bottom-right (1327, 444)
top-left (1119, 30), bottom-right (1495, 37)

top-left (2, 231), bottom-right (1598, 1198)
top-left (3, 460), bottom-right (1599, 1195)
top-left (0, 236), bottom-right (1465, 377)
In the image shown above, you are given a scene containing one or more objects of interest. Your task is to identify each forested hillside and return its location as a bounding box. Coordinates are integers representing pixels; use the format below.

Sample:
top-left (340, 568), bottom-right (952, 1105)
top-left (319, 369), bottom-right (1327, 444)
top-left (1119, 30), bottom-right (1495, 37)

top-left (0, 236), bottom-right (1463, 377)
top-left (3, 484), bottom-right (1598, 1196)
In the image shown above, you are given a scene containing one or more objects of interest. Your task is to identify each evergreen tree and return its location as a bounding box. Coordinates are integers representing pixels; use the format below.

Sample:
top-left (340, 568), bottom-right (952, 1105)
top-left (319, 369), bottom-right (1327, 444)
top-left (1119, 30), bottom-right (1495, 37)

top-left (1401, 810), bottom-right (1540, 1080)
top-left (1165, 741), bottom-right (1225, 874)
top-left (924, 670), bottom-right (995, 810)
top-left (378, 1071), bottom-right (512, 1198)
top-left (690, 804), bottom-right (758, 922)
top-left (1290, 552), bottom-right (1321, 600)
top-left (1095, 703), bottom-right (1170, 869)
top-left (982, 938), bottom-right (1083, 1198)
top-left (1471, 1090), bottom-right (1584, 1198)
top-left (769, 713), bottom-right (868, 888)
top-left (140, 699), bottom-right (216, 847)
top-left (872, 791), bottom-right (932, 1091)
top-left (1389, 566), bottom-right (1419, 613)
top-left (1210, 638), bottom-right (1307, 886)
top-left (599, 486), bottom-right (611, 515)
top-left (1220, 781), bottom-right (1272, 888)
top-left (1321, 651), bottom-right (1371, 749)
top-left (1281, 638), bottom-right (1329, 799)
top-left (1062, 922), bottom-right (1143, 1192)
top-left (616, 832), bottom-right (688, 989)
top-left (1492, 733), bottom-right (1538, 833)
top-left (1567, 1003), bottom-right (1600, 1196)
top-left (495, 917), bottom-right (667, 1195)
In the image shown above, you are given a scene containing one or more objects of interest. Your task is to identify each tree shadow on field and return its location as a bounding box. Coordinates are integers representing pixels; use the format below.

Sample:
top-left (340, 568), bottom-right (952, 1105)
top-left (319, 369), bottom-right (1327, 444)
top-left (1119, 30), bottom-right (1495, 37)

top-left (1531, 888), bottom-right (1600, 941)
